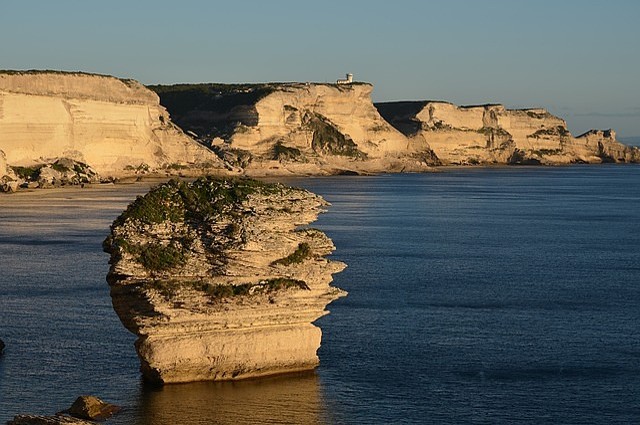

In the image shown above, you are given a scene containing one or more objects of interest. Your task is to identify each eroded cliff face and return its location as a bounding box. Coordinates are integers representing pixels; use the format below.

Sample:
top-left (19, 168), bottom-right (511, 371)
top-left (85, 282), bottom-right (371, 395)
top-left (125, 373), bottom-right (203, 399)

top-left (0, 71), bottom-right (223, 178)
top-left (151, 83), bottom-right (439, 175)
top-left (103, 177), bottom-right (345, 384)
top-left (376, 101), bottom-right (640, 165)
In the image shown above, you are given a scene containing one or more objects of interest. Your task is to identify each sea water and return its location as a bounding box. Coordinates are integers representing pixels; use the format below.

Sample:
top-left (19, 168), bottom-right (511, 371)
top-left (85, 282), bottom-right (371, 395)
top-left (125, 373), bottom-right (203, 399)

top-left (1, 166), bottom-right (639, 424)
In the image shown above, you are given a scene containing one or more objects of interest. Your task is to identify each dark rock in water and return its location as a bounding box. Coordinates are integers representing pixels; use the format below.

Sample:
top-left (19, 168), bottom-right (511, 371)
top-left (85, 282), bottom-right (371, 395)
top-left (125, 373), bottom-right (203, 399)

top-left (7, 395), bottom-right (119, 425)
top-left (63, 396), bottom-right (120, 421)
top-left (6, 415), bottom-right (96, 425)
top-left (0, 338), bottom-right (4, 354)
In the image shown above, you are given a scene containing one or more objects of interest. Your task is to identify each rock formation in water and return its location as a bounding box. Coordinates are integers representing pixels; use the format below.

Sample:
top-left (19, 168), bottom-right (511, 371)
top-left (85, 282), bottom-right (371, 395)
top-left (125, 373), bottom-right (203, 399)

top-left (7, 396), bottom-right (119, 424)
top-left (0, 71), bottom-right (224, 181)
top-left (150, 83), bottom-right (440, 175)
top-left (103, 177), bottom-right (346, 384)
top-left (375, 101), bottom-right (640, 165)
top-left (60, 396), bottom-right (120, 421)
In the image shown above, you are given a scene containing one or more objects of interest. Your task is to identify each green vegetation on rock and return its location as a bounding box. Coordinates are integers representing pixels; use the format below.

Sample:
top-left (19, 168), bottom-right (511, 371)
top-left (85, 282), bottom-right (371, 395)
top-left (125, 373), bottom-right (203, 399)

top-left (525, 110), bottom-right (552, 119)
top-left (148, 83), bottom-right (276, 140)
top-left (211, 145), bottom-right (253, 168)
top-left (198, 278), bottom-right (310, 299)
top-left (272, 142), bottom-right (304, 162)
top-left (137, 242), bottom-right (186, 272)
top-left (113, 177), bottom-right (285, 228)
top-left (531, 148), bottom-right (563, 156)
top-left (530, 126), bottom-right (571, 138)
top-left (114, 183), bottom-right (185, 226)
top-left (148, 278), bottom-right (310, 302)
top-left (272, 242), bottom-right (312, 266)
top-left (11, 165), bottom-right (41, 180)
top-left (106, 177), bottom-right (293, 274)
top-left (304, 112), bottom-right (366, 159)
top-left (478, 127), bottom-right (511, 137)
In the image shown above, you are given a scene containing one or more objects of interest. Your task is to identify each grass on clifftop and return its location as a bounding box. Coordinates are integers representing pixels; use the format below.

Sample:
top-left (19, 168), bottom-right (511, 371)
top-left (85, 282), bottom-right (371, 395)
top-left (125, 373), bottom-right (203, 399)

top-left (106, 177), bottom-right (292, 273)
top-left (113, 177), bottom-right (286, 227)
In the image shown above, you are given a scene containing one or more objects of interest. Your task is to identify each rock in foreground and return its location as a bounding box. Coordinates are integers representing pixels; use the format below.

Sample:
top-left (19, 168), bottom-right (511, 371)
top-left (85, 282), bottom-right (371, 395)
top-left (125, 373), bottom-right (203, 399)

top-left (62, 396), bottom-right (120, 421)
top-left (103, 177), bottom-right (346, 384)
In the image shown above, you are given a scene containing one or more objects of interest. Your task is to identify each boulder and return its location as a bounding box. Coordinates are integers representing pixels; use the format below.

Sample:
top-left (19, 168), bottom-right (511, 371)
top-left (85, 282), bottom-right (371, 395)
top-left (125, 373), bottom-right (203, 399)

top-left (0, 176), bottom-right (20, 193)
top-left (63, 396), bottom-right (120, 421)
top-left (0, 338), bottom-right (5, 353)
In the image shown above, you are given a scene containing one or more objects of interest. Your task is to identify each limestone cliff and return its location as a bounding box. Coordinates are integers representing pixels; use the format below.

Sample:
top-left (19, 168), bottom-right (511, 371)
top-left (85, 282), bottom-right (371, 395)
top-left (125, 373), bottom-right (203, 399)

top-left (0, 71), bottom-right (224, 178)
top-left (376, 101), bottom-right (640, 165)
top-left (150, 83), bottom-right (439, 175)
top-left (103, 177), bottom-right (345, 384)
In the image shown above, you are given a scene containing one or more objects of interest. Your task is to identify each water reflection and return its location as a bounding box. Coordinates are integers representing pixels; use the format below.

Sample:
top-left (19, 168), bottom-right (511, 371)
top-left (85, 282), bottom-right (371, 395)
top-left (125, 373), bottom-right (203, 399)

top-left (132, 372), bottom-right (329, 425)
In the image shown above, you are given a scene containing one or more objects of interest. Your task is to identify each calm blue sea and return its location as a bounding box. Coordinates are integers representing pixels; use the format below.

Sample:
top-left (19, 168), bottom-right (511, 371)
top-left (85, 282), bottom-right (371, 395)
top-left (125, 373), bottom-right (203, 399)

top-left (1, 166), bottom-right (639, 424)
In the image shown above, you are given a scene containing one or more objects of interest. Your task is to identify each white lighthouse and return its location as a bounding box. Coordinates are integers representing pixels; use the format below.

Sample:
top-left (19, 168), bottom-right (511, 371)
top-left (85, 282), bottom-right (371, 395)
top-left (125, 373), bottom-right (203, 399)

top-left (336, 73), bottom-right (354, 85)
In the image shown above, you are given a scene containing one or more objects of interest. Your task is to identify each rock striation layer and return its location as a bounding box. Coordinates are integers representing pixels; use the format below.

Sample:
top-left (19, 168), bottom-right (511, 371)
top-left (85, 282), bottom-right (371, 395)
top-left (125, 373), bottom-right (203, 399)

top-left (0, 71), bottom-right (224, 179)
top-left (103, 177), bottom-right (345, 384)
top-left (150, 83), bottom-right (439, 175)
top-left (376, 101), bottom-right (640, 165)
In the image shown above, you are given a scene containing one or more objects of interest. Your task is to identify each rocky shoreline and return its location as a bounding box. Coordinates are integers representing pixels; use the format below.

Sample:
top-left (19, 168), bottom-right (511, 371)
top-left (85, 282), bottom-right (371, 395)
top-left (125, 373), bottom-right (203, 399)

top-left (2, 70), bottom-right (638, 194)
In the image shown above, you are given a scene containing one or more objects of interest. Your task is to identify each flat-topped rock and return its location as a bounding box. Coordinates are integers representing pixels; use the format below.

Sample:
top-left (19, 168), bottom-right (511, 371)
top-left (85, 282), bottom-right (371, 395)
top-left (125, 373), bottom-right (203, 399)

top-left (103, 177), bottom-right (346, 384)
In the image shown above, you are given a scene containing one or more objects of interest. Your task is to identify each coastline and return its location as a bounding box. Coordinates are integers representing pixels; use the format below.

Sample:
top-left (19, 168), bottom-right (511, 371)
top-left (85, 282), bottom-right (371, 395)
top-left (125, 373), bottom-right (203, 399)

top-left (2, 167), bottom-right (640, 423)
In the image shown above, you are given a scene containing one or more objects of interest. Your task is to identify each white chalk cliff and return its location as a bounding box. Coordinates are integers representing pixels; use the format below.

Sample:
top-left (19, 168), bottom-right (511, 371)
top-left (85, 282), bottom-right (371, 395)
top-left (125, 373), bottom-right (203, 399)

top-left (0, 71), bottom-right (223, 178)
top-left (2, 71), bottom-right (637, 185)
top-left (103, 177), bottom-right (345, 384)
top-left (375, 101), bottom-right (640, 165)
top-left (151, 83), bottom-right (439, 175)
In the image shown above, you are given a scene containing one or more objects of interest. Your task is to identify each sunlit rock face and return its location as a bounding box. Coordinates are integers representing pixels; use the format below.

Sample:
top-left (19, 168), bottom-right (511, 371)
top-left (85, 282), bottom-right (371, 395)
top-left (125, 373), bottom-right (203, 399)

top-left (150, 82), bottom-right (440, 175)
top-left (376, 101), bottom-right (640, 165)
top-left (103, 177), bottom-right (346, 384)
top-left (0, 71), bottom-right (224, 177)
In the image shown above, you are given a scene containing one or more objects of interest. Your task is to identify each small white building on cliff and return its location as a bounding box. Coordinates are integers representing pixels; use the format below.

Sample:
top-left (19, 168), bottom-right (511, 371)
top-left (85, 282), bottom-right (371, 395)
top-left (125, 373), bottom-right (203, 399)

top-left (337, 73), bottom-right (353, 85)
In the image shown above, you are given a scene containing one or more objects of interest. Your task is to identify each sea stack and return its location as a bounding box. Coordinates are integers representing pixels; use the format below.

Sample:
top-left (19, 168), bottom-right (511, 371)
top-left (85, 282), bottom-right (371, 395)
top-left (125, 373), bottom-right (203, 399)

top-left (103, 177), bottom-right (346, 384)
